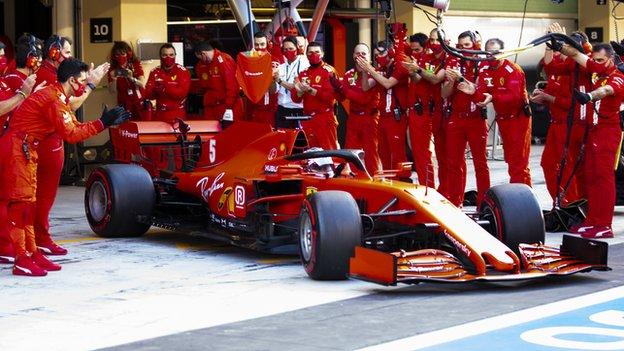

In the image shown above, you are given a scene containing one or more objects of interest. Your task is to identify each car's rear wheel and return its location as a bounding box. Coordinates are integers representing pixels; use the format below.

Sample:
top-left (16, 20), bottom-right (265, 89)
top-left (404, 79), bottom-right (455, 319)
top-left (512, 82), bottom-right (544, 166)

top-left (479, 184), bottom-right (545, 256)
top-left (85, 164), bottom-right (155, 237)
top-left (298, 191), bottom-right (362, 280)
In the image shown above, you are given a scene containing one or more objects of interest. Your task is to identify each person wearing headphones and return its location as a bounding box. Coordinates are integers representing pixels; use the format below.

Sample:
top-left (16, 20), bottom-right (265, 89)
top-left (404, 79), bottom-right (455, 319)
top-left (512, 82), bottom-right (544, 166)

top-left (0, 58), bottom-right (130, 276)
top-left (0, 38), bottom-right (40, 264)
top-left (19, 34), bottom-right (109, 256)
top-left (457, 38), bottom-right (533, 187)
top-left (442, 31), bottom-right (491, 207)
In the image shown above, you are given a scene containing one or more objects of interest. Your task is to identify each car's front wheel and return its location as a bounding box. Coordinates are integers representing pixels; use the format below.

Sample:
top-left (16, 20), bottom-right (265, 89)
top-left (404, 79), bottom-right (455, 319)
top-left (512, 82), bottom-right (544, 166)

top-left (298, 191), bottom-right (362, 280)
top-left (480, 184), bottom-right (545, 256)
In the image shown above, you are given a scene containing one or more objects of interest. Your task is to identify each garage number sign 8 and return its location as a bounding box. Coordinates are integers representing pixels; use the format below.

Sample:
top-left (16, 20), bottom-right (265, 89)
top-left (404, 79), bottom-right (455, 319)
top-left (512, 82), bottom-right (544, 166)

top-left (90, 18), bottom-right (112, 43)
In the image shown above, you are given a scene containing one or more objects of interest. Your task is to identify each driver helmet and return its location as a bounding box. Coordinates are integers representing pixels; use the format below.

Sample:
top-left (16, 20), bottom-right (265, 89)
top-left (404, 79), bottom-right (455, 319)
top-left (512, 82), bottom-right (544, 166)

top-left (304, 147), bottom-right (334, 177)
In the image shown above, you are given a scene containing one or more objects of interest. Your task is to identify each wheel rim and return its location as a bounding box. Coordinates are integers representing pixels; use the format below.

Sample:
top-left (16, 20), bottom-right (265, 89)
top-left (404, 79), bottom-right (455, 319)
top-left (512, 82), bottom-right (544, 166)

top-left (481, 203), bottom-right (501, 240)
top-left (300, 210), bottom-right (313, 262)
top-left (88, 180), bottom-right (108, 222)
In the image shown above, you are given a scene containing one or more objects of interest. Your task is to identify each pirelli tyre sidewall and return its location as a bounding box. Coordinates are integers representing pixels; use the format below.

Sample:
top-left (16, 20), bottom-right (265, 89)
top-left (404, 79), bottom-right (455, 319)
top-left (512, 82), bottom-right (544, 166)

top-left (298, 190), bottom-right (362, 280)
top-left (480, 184), bottom-right (545, 256)
top-left (85, 164), bottom-right (155, 237)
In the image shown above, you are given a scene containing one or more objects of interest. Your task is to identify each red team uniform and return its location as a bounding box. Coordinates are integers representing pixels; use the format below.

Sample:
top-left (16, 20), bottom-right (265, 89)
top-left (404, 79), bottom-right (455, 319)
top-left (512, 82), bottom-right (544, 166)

top-left (476, 59), bottom-right (532, 186)
top-left (194, 49), bottom-right (243, 121)
top-left (291, 63), bottom-right (339, 150)
top-left (338, 68), bottom-right (382, 173)
top-left (144, 63), bottom-right (191, 123)
top-left (444, 57), bottom-right (490, 207)
top-left (376, 62), bottom-right (409, 170)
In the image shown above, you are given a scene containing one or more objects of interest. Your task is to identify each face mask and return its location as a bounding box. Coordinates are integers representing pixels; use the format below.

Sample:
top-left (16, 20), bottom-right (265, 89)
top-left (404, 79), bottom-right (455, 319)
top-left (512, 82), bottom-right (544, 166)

top-left (283, 50), bottom-right (297, 62)
top-left (256, 48), bottom-right (268, 53)
top-left (70, 79), bottom-right (86, 97)
top-left (0, 56), bottom-right (7, 74)
top-left (115, 54), bottom-right (128, 66)
top-left (593, 59), bottom-right (615, 76)
top-left (308, 52), bottom-right (322, 66)
top-left (428, 42), bottom-right (443, 54)
top-left (161, 56), bottom-right (176, 69)
top-left (376, 55), bottom-right (389, 68)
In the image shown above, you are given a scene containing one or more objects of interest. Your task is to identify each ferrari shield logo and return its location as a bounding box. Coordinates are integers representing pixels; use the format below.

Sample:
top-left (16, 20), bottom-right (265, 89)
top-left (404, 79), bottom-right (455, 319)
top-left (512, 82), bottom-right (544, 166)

top-left (202, 73), bottom-right (208, 80)
top-left (315, 75), bottom-right (321, 84)
top-left (306, 187), bottom-right (318, 196)
top-left (171, 75), bottom-right (177, 81)
top-left (218, 187), bottom-right (233, 211)
top-left (499, 77), bottom-right (505, 86)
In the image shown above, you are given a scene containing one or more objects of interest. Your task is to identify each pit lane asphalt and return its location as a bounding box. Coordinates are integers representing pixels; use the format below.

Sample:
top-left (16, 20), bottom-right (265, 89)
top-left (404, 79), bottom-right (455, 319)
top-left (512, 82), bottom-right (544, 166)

top-left (1, 145), bottom-right (623, 351)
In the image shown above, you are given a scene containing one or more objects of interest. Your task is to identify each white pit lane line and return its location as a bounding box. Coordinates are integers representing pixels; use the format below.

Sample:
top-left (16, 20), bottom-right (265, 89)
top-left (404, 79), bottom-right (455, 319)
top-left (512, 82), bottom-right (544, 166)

top-left (356, 285), bottom-right (624, 351)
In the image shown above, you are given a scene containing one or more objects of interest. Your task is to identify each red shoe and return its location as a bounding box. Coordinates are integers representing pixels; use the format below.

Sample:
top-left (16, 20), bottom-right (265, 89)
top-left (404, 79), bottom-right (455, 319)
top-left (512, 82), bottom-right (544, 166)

top-left (32, 251), bottom-right (62, 271)
top-left (581, 226), bottom-right (614, 239)
top-left (38, 240), bottom-right (68, 256)
top-left (568, 223), bottom-right (592, 234)
top-left (13, 254), bottom-right (47, 277)
top-left (0, 244), bottom-right (15, 264)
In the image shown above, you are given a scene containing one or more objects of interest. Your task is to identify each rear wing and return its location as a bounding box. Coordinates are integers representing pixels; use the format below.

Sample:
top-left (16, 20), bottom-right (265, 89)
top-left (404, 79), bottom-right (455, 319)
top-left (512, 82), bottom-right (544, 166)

top-left (110, 121), bottom-right (221, 164)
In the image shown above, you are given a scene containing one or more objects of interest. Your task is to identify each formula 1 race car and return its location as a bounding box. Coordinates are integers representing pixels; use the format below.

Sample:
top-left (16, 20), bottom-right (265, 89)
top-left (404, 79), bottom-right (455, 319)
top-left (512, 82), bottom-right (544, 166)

top-left (84, 120), bottom-right (609, 285)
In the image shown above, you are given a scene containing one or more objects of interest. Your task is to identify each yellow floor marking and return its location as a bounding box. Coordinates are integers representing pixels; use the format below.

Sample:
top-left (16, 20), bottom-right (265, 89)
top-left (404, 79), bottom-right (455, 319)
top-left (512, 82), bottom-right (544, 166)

top-left (57, 237), bottom-right (102, 244)
top-left (257, 258), bottom-right (299, 265)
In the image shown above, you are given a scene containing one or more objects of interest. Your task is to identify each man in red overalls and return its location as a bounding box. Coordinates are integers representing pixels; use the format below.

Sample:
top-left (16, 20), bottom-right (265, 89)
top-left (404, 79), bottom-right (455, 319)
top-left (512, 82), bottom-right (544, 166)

top-left (357, 42), bottom-right (412, 176)
top-left (532, 49), bottom-right (591, 205)
top-left (402, 29), bottom-right (451, 195)
top-left (556, 42), bottom-right (624, 238)
top-left (193, 41), bottom-right (242, 121)
top-left (144, 43), bottom-right (190, 123)
top-left (461, 38), bottom-right (532, 186)
top-left (539, 27), bottom-right (595, 205)
top-left (443, 31), bottom-right (491, 207)
top-left (0, 58), bottom-right (130, 275)
top-left (333, 43), bottom-right (381, 173)
top-left (29, 35), bottom-right (107, 256)
top-left (247, 32), bottom-right (278, 126)
top-left (0, 42), bottom-right (39, 263)
top-left (291, 42), bottom-right (339, 150)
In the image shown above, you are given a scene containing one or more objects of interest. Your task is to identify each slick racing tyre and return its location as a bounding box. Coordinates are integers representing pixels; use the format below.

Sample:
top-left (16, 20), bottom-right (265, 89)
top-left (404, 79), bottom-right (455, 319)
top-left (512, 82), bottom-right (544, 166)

top-left (85, 164), bottom-right (155, 237)
top-left (479, 184), bottom-right (545, 256)
top-left (298, 191), bottom-right (362, 280)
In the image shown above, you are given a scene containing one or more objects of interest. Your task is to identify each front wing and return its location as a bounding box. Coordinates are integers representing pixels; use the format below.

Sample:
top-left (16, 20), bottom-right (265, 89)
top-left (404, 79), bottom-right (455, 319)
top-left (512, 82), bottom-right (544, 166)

top-left (349, 235), bottom-right (610, 285)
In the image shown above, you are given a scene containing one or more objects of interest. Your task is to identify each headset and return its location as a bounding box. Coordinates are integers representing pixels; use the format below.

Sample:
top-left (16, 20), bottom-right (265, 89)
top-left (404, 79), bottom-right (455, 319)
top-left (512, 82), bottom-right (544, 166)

top-left (25, 34), bottom-right (39, 70)
top-left (47, 35), bottom-right (62, 61)
top-left (457, 30), bottom-right (481, 50)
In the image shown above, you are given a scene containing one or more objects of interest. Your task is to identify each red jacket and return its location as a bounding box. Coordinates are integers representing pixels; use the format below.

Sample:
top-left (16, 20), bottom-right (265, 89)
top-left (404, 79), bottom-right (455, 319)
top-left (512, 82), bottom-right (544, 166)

top-left (107, 60), bottom-right (145, 107)
top-left (337, 68), bottom-right (379, 115)
top-left (9, 82), bottom-right (103, 142)
top-left (543, 56), bottom-right (593, 123)
top-left (445, 57), bottom-right (480, 116)
top-left (291, 63), bottom-right (338, 115)
top-left (144, 63), bottom-right (191, 113)
top-left (374, 62), bottom-right (410, 117)
top-left (195, 50), bottom-right (239, 108)
top-left (586, 60), bottom-right (624, 125)
top-left (35, 60), bottom-right (57, 87)
top-left (409, 52), bottom-right (446, 110)
top-left (0, 70), bottom-right (26, 125)
top-left (476, 59), bottom-right (528, 119)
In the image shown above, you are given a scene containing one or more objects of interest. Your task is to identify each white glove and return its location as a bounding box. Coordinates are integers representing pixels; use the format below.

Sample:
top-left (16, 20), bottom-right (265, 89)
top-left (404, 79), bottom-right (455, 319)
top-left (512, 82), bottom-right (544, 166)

top-left (222, 109), bottom-right (234, 121)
